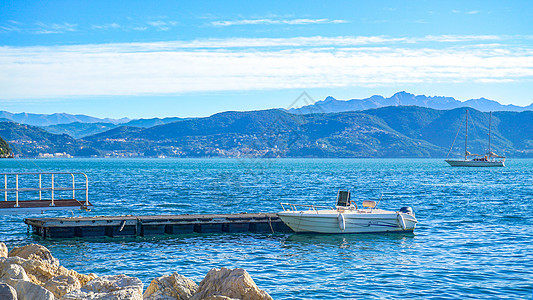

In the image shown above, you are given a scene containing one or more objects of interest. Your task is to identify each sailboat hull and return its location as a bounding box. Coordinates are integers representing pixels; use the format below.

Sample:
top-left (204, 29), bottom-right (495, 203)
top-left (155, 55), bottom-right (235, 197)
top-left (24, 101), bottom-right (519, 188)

top-left (445, 159), bottom-right (505, 167)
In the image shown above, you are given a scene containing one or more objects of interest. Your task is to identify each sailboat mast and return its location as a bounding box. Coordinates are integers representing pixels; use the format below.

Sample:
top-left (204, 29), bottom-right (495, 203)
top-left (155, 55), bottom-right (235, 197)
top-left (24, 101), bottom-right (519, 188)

top-left (488, 111), bottom-right (492, 155)
top-left (465, 109), bottom-right (468, 160)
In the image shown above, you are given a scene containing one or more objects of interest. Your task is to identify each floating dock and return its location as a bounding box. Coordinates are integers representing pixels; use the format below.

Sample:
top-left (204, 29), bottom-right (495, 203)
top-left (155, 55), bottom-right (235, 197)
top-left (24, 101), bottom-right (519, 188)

top-left (24, 213), bottom-right (293, 238)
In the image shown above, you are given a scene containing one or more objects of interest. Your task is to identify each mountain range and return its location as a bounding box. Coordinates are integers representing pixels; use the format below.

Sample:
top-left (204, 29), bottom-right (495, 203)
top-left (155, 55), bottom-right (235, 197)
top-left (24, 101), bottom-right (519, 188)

top-left (288, 91), bottom-right (533, 114)
top-left (41, 117), bottom-right (185, 139)
top-left (0, 111), bottom-right (130, 126)
top-left (2, 92), bottom-right (532, 129)
top-left (1, 106), bottom-right (532, 158)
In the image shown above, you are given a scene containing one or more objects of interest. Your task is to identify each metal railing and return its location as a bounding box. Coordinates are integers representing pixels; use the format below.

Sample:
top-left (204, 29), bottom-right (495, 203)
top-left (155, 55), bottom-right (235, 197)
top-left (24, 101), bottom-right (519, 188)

top-left (0, 172), bottom-right (88, 208)
top-left (280, 202), bottom-right (333, 213)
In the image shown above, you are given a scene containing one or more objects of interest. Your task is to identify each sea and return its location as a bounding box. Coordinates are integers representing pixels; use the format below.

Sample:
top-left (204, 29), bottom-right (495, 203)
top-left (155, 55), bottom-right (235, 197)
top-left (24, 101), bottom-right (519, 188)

top-left (0, 158), bottom-right (531, 299)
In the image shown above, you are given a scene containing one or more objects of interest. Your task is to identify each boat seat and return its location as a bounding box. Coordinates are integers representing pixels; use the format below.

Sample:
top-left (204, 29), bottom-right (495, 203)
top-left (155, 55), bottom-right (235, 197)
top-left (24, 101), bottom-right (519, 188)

top-left (336, 190), bottom-right (351, 207)
top-left (362, 200), bottom-right (376, 209)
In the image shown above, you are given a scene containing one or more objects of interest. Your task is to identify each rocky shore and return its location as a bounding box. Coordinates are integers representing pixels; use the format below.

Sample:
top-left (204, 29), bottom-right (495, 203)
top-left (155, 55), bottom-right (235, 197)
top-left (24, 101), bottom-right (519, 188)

top-left (0, 242), bottom-right (273, 300)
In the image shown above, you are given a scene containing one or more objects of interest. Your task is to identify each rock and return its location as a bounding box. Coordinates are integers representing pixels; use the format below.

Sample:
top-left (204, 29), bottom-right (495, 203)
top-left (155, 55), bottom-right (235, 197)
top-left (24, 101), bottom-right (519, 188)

top-left (62, 274), bottom-right (143, 300)
top-left (0, 242), bottom-right (7, 258)
top-left (0, 282), bottom-right (17, 300)
top-left (44, 274), bottom-right (82, 298)
top-left (8, 243), bottom-right (59, 266)
top-left (190, 268), bottom-right (272, 300)
top-left (0, 259), bottom-right (30, 282)
top-left (144, 272), bottom-right (198, 300)
top-left (0, 258), bottom-right (55, 299)
top-left (3, 256), bottom-right (96, 287)
top-left (62, 288), bottom-right (142, 300)
top-left (7, 279), bottom-right (55, 300)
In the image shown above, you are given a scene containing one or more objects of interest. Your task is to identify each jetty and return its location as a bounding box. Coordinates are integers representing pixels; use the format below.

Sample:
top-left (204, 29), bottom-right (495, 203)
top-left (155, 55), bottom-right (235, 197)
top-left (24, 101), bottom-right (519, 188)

top-left (24, 213), bottom-right (293, 238)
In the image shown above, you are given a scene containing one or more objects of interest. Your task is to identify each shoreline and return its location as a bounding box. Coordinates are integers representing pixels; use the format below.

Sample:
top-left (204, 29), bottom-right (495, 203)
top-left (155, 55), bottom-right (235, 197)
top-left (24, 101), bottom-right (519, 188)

top-left (0, 242), bottom-right (273, 300)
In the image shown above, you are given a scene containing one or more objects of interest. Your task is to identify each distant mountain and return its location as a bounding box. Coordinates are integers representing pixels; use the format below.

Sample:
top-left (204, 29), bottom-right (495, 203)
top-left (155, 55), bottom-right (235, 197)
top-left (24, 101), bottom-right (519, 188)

top-left (40, 117), bottom-right (185, 138)
top-left (0, 111), bottom-right (130, 127)
top-left (82, 107), bottom-right (533, 158)
top-left (42, 122), bottom-right (119, 139)
top-left (0, 120), bottom-right (99, 157)
top-left (3, 106), bottom-right (532, 158)
top-left (123, 117), bottom-right (184, 128)
top-left (287, 91), bottom-right (533, 114)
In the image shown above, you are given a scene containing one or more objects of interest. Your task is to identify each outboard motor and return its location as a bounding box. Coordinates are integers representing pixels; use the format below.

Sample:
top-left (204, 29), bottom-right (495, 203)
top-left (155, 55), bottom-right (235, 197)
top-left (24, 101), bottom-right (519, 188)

top-left (399, 206), bottom-right (414, 216)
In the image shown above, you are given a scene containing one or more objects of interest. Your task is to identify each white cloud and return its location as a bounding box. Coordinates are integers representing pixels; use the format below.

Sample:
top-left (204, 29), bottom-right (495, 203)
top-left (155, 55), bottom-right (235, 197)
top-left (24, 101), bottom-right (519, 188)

top-left (34, 22), bottom-right (77, 34)
top-left (211, 18), bottom-right (348, 27)
top-left (54, 35), bottom-right (498, 51)
top-left (147, 20), bottom-right (178, 31)
top-left (418, 35), bottom-right (500, 43)
top-left (0, 20), bottom-right (22, 33)
top-left (0, 35), bottom-right (531, 99)
top-left (91, 23), bottom-right (121, 30)
top-left (452, 9), bottom-right (480, 15)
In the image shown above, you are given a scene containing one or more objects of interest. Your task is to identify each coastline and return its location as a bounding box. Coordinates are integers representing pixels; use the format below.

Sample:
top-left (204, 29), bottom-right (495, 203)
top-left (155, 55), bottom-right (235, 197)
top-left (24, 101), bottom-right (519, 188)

top-left (0, 242), bottom-right (272, 300)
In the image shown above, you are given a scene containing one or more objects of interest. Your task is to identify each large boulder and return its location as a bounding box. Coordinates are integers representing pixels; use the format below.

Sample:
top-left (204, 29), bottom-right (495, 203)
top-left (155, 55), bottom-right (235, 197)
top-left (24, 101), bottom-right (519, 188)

top-left (44, 274), bottom-right (82, 298)
top-left (3, 256), bottom-right (96, 287)
top-left (0, 259), bottom-right (30, 282)
top-left (6, 279), bottom-right (55, 300)
top-left (0, 257), bottom-right (81, 300)
top-left (0, 282), bottom-right (17, 300)
top-left (0, 242), bottom-right (7, 258)
top-left (61, 274), bottom-right (143, 300)
top-left (190, 268), bottom-right (272, 300)
top-left (9, 244), bottom-right (59, 266)
top-left (144, 272), bottom-right (198, 300)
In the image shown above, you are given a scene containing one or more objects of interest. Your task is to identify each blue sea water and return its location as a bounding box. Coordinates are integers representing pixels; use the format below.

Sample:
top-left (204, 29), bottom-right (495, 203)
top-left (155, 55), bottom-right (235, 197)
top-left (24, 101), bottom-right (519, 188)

top-left (0, 158), bottom-right (532, 299)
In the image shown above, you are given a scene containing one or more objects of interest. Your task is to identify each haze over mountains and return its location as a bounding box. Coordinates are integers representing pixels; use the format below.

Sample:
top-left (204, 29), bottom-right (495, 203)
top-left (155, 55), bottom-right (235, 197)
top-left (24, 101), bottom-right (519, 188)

top-left (0, 111), bottom-right (130, 126)
top-left (41, 117), bottom-right (185, 139)
top-left (1, 92), bottom-right (531, 129)
top-left (288, 91), bottom-right (533, 114)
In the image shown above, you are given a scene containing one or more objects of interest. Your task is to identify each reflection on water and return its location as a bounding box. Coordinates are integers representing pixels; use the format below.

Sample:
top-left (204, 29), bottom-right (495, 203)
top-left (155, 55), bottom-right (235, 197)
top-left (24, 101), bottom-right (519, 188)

top-left (282, 231), bottom-right (415, 248)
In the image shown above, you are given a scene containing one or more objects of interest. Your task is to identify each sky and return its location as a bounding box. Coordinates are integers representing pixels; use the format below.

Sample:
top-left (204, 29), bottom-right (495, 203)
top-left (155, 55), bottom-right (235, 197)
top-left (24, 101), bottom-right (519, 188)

top-left (1, 0), bottom-right (532, 118)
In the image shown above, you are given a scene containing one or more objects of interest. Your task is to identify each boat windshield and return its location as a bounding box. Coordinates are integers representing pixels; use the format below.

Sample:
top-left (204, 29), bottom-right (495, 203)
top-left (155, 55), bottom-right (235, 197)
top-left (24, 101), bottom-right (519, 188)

top-left (336, 190), bottom-right (351, 207)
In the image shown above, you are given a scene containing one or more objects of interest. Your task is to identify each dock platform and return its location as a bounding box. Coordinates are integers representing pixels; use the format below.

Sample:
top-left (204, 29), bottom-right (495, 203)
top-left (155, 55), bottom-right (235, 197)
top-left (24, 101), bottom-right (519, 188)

top-left (1, 172), bottom-right (92, 214)
top-left (24, 213), bottom-right (293, 238)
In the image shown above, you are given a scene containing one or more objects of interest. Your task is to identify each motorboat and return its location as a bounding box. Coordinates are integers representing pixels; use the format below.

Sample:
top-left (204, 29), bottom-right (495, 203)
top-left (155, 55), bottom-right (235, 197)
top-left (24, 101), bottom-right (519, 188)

top-left (277, 191), bottom-right (417, 234)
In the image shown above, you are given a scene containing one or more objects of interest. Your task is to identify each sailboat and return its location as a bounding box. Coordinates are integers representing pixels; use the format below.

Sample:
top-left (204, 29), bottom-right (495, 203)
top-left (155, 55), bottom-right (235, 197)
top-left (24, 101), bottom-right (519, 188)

top-left (445, 110), bottom-right (506, 167)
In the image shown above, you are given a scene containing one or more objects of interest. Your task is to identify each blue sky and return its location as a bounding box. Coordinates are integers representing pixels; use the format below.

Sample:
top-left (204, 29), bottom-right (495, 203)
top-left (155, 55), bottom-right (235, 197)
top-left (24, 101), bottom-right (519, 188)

top-left (1, 0), bottom-right (532, 118)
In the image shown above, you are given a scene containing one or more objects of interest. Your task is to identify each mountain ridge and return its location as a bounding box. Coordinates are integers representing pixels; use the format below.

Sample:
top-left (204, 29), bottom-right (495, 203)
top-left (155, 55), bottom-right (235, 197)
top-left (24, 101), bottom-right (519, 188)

top-left (41, 117), bottom-right (186, 138)
top-left (288, 91), bottom-right (533, 114)
top-left (0, 111), bottom-right (131, 127)
top-left (81, 106), bottom-right (532, 158)
top-left (1, 106), bottom-right (531, 158)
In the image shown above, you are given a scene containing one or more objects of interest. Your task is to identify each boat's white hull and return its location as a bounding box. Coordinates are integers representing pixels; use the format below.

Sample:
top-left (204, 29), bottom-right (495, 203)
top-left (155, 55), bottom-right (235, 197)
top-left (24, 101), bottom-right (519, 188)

top-left (445, 159), bottom-right (505, 167)
top-left (277, 210), bottom-right (417, 234)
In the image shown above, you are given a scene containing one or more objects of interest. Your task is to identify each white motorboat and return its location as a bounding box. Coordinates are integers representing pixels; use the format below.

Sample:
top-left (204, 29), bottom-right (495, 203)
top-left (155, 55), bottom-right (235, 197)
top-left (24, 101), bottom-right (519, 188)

top-left (445, 110), bottom-right (505, 167)
top-left (277, 191), bottom-right (417, 234)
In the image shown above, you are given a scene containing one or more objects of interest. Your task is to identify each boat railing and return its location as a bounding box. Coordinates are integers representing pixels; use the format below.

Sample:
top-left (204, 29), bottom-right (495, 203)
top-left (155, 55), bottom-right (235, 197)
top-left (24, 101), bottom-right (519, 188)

top-left (280, 203), bottom-right (333, 213)
top-left (0, 172), bottom-right (88, 208)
